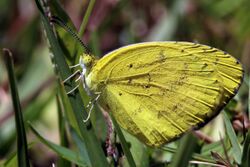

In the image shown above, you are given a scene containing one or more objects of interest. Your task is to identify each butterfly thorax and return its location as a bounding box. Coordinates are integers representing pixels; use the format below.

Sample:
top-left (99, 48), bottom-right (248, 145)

top-left (82, 54), bottom-right (108, 94)
top-left (85, 67), bottom-right (106, 93)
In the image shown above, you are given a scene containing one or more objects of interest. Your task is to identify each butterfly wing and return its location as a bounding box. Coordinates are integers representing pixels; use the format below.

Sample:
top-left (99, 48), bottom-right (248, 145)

top-left (86, 42), bottom-right (243, 147)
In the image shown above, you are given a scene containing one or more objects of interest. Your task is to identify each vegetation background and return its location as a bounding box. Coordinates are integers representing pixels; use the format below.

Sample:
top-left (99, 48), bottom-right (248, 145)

top-left (0, 0), bottom-right (249, 166)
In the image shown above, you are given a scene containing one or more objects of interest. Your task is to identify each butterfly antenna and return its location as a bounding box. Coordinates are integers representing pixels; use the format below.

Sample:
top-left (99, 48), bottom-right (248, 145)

top-left (50, 16), bottom-right (91, 54)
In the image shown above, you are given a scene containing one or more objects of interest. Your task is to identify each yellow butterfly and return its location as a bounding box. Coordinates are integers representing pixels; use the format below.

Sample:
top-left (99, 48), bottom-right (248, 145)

top-left (68, 41), bottom-right (243, 147)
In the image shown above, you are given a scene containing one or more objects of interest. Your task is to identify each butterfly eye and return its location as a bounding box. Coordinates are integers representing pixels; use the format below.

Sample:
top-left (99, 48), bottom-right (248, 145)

top-left (81, 54), bottom-right (95, 68)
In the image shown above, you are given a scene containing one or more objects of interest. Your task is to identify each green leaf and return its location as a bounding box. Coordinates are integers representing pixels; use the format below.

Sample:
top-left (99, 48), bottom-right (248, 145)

top-left (78, 0), bottom-right (96, 37)
top-left (69, 127), bottom-right (91, 166)
top-left (163, 145), bottom-right (215, 164)
top-left (241, 131), bottom-right (250, 167)
top-left (56, 95), bottom-right (71, 167)
top-left (223, 111), bottom-right (242, 164)
top-left (170, 133), bottom-right (198, 167)
top-left (3, 153), bottom-right (17, 167)
top-left (34, 0), bottom-right (109, 166)
top-left (111, 114), bottom-right (137, 167)
top-left (57, 80), bottom-right (79, 133)
top-left (122, 131), bottom-right (149, 167)
top-left (29, 124), bottom-right (88, 167)
top-left (201, 137), bottom-right (230, 157)
top-left (146, 0), bottom-right (189, 41)
top-left (49, 0), bottom-right (82, 64)
top-left (3, 49), bottom-right (30, 167)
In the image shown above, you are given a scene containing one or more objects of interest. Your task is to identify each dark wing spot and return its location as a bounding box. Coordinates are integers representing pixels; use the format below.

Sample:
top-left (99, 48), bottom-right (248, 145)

top-left (129, 64), bottom-right (133, 68)
top-left (119, 92), bottom-right (122, 96)
top-left (172, 104), bottom-right (178, 112)
top-left (148, 73), bottom-right (152, 82)
top-left (202, 63), bottom-right (208, 69)
top-left (233, 87), bottom-right (239, 94)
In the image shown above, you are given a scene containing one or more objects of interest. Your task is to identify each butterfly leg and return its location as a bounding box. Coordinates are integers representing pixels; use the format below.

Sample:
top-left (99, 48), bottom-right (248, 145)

top-left (69, 63), bottom-right (81, 68)
top-left (63, 69), bottom-right (81, 83)
top-left (66, 83), bottom-right (80, 95)
top-left (83, 92), bottom-right (101, 122)
top-left (63, 67), bottom-right (86, 94)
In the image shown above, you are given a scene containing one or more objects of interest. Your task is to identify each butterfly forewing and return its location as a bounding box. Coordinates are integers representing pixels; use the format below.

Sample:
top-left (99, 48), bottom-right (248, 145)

top-left (86, 42), bottom-right (243, 147)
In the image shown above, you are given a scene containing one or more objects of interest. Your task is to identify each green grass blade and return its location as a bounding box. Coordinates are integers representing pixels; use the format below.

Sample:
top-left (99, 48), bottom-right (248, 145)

top-left (78, 0), bottom-right (96, 37)
top-left (3, 49), bottom-right (30, 167)
top-left (56, 95), bottom-right (71, 167)
top-left (29, 124), bottom-right (88, 167)
top-left (163, 146), bottom-right (215, 163)
top-left (110, 114), bottom-right (136, 167)
top-left (170, 133), bottom-right (198, 167)
top-left (241, 131), bottom-right (250, 167)
top-left (121, 131), bottom-right (149, 167)
top-left (223, 111), bottom-right (242, 164)
top-left (146, 0), bottom-right (188, 41)
top-left (49, 0), bottom-right (83, 64)
top-left (57, 81), bottom-right (79, 133)
top-left (69, 127), bottom-right (91, 166)
top-left (3, 153), bottom-right (17, 167)
top-left (34, 0), bottom-right (109, 166)
top-left (89, 31), bottom-right (101, 57)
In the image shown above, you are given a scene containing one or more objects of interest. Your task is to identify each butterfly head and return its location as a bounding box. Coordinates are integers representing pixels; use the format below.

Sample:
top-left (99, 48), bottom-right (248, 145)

top-left (79, 54), bottom-right (96, 74)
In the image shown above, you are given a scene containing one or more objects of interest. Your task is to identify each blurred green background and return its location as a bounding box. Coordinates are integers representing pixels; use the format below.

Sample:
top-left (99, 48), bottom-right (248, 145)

top-left (0, 0), bottom-right (249, 166)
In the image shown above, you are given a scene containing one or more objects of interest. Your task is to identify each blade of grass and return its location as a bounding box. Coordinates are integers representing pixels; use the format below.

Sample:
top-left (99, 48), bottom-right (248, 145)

top-left (34, 0), bottom-right (109, 166)
top-left (201, 137), bottom-right (230, 156)
top-left (89, 30), bottom-right (101, 57)
top-left (56, 95), bottom-right (71, 167)
top-left (248, 73), bottom-right (250, 119)
top-left (49, 0), bottom-right (82, 64)
top-left (110, 114), bottom-right (136, 167)
top-left (162, 146), bottom-right (215, 163)
top-left (122, 132), bottom-right (149, 167)
top-left (170, 133), bottom-right (198, 167)
top-left (58, 83), bottom-right (91, 166)
top-left (3, 49), bottom-right (30, 167)
top-left (29, 124), bottom-right (88, 167)
top-left (145, 0), bottom-right (188, 41)
top-left (241, 131), bottom-right (250, 167)
top-left (70, 126), bottom-right (91, 166)
top-left (78, 0), bottom-right (96, 37)
top-left (3, 152), bottom-right (18, 167)
top-left (57, 80), bottom-right (79, 134)
top-left (0, 83), bottom-right (54, 156)
top-left (223, 111), bottom-right (242, 164)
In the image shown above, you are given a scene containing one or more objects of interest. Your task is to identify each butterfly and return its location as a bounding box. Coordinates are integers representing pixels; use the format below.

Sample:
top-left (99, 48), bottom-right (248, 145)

top-left (67, 41), bottom-right (243, 147)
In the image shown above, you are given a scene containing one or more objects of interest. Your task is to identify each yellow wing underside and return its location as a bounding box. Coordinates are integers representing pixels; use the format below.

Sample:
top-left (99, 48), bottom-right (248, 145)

top-left (87, 42), bottom-right (243, 147)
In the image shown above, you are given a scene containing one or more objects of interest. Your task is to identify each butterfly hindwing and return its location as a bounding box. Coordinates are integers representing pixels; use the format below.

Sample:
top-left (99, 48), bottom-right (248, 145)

top-left (86, 42), bottom-right (243, 147)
